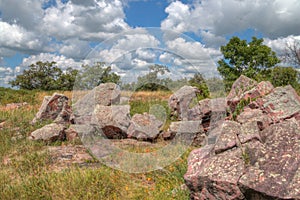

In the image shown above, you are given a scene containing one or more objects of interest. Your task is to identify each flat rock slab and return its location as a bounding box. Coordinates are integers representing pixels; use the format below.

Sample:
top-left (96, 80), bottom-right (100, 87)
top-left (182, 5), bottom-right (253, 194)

top-left (47, 145), bottom-right (95, 171)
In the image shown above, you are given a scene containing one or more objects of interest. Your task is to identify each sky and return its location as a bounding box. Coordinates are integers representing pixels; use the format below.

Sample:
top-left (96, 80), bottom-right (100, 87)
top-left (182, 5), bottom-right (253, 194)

top-left (0, 0), bottom-right (300, 87)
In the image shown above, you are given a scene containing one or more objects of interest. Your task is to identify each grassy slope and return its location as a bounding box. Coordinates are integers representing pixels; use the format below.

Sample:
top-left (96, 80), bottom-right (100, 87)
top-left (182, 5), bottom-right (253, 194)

top-left (0, 89), bottom-right (190, 200)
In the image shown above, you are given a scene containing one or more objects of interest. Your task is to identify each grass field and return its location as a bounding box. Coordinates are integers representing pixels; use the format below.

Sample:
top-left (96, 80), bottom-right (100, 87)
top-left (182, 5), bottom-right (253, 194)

top-left (0, 88), bottom-right (190, 199)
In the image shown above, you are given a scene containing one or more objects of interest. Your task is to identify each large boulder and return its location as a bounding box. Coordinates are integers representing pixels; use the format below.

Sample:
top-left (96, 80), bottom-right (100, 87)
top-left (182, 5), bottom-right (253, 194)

top-left (29, 123), bottom-right (66, 142)
top-left (184, 118), bottom-right (300, 199)
top-left (185, 144), bottom-right (246, 199)
top-left (238, 119), bottom-right (300, 199)
top-left (168, 85), bottom-right (200, 121)
top-left (31, 93), bottom-right (71, 124)
top-left (91, 105), bottom-right (130, 139)
top-left (227, 75), bottom-right (274, 112)
top-left (227, 75), bottom-right (257, 106)
top-left (237, 108), bottom-right (271, 131)
top-left (185, 76), bottom-right (300, 199)
top-left (127, 113), bottom-right (163, 141)
top-left (72, 83), bottom-right (121, 124)
top-left (257, 85), bottom-right (300, 122)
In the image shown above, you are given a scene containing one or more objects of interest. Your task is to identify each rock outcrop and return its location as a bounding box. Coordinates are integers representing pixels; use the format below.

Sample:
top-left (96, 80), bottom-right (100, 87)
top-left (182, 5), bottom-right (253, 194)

top-left (184, 75), bottom-right (300, 200)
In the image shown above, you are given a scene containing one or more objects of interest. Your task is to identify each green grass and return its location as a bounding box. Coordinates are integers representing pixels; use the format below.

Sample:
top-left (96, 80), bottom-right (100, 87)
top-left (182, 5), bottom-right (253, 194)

top-left (0, 90), bottom-right (190, 200)
top-left (0, 87), bottom-right (39, 105)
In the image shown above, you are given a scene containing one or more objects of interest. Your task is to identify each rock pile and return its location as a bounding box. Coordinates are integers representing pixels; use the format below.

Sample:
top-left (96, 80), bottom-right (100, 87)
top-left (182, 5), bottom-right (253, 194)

top-left (28, 82), bottom-right (227, 146)
top-left (184, 75), bottom-right (300, 200)
top-left (29, 83), bottom-right (164, 142)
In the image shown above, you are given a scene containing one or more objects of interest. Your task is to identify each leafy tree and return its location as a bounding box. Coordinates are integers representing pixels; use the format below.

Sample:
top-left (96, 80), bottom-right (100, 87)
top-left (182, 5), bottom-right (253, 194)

top-left (270, 66), bottom-right (299, 87)
top-left (188, 73), bottom-right (209, 99)
top-left (256, 66), bottom-right (300, 94)
top-left (135, 64), bottom-right (170, 91)
top-left (58, 67), bottom-right (79, 90)
top-left (10, 61), bottom-right (78, 90)
top-left (75, 62), bottom-right (120, 90)
top-left (218, 37), bottom-right (280, 90)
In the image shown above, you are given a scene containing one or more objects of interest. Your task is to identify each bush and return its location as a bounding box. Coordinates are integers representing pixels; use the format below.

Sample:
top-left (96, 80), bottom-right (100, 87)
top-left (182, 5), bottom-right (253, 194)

top-left (188, 73), bottom-right (210, 99)
top-left (10, 61), bottom-right (78, 91)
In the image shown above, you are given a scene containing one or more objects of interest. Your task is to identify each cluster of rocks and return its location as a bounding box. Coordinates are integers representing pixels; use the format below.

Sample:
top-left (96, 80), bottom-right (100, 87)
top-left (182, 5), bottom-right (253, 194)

top-left (29, 82), bottom-right (226, 147)
top-left (29, 83), bottom-right (164, 143)
top-left (184, 75), bottom-right (300, 199)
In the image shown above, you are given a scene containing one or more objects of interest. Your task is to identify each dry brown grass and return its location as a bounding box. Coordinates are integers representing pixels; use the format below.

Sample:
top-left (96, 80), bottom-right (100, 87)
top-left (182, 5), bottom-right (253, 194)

top-left (126, 91), bottom-right (172, 102)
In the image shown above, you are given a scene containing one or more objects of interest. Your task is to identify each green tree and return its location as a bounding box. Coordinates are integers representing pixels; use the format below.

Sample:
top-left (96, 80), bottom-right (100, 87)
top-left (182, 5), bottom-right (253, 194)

top-left (10, 61), bottom-right (77, 90)
top-left (136, 64), bottom-right (170, 91)
top-left (218, 37), bottom-right (280, 90)
top-left (188, 73), bottom-right (209, 99)
top-left (75, 62), bottom-right (120, 90)
top-left (57, 67), bottom-right (79, 91)
top-left (256, 66), bottom-right (300, 94)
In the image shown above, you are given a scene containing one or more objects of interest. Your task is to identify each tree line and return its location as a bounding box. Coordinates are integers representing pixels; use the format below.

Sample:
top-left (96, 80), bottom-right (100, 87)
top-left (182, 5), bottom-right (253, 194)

top-left (10, 36), bottom-right (300, 94)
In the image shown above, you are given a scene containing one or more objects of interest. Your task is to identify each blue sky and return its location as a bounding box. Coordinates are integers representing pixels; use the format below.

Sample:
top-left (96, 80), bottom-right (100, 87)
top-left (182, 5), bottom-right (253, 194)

top-left (0, 0), bottom-right (300, 87)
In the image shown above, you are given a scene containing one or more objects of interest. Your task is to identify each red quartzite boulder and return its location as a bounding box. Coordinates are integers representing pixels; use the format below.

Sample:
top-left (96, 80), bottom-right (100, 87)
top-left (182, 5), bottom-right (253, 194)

top-left (127, 113), bottom-right (163, 141)
top-left (184, 118), bottom-right (300, 199)
top-left (257, 85), bottom-right (300, 123)
top-left (31, 93), bottom-right (71, 124)
top-left (227, 75), bottom-right (274, 112)
top-left (72, 83), bottom-right (121, 124)
top-left (29, 123), bottom-right (66, 142)
top-left (184, 75), bottom-right (300, 200)
top-left (239, 118), bottom-right (300, 199)
top-left (91, 105), bottom-right (131, 139)
top-left (168, 85), bottom-right (200, 121)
